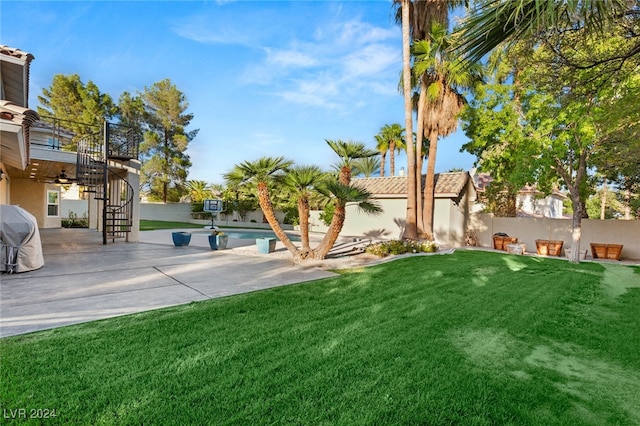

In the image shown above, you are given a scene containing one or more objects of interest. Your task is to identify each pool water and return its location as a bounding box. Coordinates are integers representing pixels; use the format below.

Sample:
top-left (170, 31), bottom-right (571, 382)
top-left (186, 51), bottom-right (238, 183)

top-left (224, 231), bottom-right (301, 242)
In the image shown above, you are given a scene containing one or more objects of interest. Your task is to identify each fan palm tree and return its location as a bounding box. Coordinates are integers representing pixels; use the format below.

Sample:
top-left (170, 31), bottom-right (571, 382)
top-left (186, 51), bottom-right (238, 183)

top-left (223, 156), bottom-right (297, 253)
top-left (308, 140), bottom-right (381, 259)
top-left (281, 165), bottom-right (326, 254)
top-left (184, 180), bottom-right (213, 202)
top-left (395, 0), bottom-right (468, 239)
top-left (311, 179), bottom-right (382, 259)
top-left (325, 139), bottom-right (378, 185)
top-left (413, 26), bottom-right (483, 239)
top-left (455, 0), bottom-right (637, 63)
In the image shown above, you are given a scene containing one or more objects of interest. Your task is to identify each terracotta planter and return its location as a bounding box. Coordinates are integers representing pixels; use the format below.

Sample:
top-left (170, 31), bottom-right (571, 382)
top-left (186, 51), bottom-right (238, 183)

top-left (590, 243), bottom-right (623, 260)
top-left (535, 240), bottom-right (563, 256)
top-left (493, 235), bottom-right (518, 251)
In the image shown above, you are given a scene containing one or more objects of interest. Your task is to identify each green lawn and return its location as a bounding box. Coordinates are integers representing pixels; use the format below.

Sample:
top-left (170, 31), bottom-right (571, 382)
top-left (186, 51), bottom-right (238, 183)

top-left (1, 251), bottom-right (639, 425)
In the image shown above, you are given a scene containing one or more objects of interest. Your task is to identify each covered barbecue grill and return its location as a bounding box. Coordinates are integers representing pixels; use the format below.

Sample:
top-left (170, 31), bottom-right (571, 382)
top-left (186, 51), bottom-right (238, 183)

top-left (0, 205), bottom-right (44, 273)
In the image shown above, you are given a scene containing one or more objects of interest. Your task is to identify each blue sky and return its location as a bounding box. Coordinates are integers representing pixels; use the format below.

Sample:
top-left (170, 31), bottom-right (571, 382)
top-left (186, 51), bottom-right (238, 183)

top-left (3, 0), bottom-right (476, 184)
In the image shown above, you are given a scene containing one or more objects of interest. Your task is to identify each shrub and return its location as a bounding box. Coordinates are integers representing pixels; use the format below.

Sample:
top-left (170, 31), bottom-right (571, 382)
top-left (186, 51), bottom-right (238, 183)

top-left (366, 240), bottom-right (438, 257)
top-left (61, 211), bottom-right (89, 228)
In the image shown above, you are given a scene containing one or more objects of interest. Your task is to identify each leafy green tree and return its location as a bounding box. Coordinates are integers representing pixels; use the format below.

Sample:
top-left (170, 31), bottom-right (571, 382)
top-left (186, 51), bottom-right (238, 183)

top-left (461, 34), bottom-right (639, 261)
top-left (37, 74), bottom-right (117, 149)
top-left (139, 79), bottom-right (198, 203)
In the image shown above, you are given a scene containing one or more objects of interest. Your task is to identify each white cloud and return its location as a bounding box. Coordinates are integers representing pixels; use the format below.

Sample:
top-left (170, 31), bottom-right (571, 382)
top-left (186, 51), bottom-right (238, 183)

top-left (265, 48), bottom-right (319, 68)
top-left (250, 16), bottom-right (401, 111)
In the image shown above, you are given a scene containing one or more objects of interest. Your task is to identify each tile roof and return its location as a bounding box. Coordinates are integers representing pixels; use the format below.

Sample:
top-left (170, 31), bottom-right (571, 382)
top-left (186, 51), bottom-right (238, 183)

top-left (0, 45), bottom-right (35, 62)
top-left (353, 172), bottom-right (470, 199)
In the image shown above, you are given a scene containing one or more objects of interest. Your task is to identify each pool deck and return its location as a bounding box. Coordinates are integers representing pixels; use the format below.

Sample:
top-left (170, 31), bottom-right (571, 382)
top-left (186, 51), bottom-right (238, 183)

top-left (0, 228), bottom-right (338, 338)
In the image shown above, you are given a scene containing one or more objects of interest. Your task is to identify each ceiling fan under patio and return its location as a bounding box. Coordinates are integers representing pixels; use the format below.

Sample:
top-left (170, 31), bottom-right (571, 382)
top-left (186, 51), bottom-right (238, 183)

top-left (40, 170), bottom-right (79, 184)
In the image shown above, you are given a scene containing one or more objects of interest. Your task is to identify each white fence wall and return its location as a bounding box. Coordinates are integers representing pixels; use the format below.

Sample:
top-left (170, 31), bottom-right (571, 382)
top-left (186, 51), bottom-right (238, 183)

top-left (60, 199), bottom-right (88, 218)
top-left (470, 213), bottom-right (640, 260)
top-left (139, 202), bottom-right (291, 229)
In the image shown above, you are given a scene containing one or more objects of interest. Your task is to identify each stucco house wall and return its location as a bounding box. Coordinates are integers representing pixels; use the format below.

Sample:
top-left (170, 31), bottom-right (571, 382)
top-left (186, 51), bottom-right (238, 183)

top-left (11, 178), bottom-right (61, 228)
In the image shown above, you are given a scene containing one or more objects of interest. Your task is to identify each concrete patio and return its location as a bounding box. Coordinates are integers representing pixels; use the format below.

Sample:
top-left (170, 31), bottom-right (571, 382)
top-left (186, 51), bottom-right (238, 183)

top-left (0, 228), bottom-right (338, 338)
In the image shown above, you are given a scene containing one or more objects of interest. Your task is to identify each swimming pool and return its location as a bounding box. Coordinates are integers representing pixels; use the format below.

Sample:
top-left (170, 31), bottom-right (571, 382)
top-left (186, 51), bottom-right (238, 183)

top-left (223, 231), bottom-right (301, 242)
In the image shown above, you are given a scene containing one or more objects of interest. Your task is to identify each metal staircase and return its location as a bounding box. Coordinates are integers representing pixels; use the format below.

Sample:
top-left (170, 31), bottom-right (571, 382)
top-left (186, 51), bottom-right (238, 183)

top-left (76, 121), bottom-right (139, 244)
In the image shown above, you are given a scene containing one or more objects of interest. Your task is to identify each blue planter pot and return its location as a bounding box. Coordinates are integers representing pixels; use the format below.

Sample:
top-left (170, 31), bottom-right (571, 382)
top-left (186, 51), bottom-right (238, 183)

top-left (208, 235), bottom-right (218, 250)
top-left (256, 237), bottom-right (276, 254)
top-left (172, 232), bottom-right (191, 247)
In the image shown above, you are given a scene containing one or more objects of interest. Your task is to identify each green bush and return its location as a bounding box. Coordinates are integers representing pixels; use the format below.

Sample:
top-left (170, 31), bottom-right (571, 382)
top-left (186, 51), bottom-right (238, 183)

top-left (319, 203), bottom-right (335, 227)
top-left (366, 240), bottom-right (438, 257)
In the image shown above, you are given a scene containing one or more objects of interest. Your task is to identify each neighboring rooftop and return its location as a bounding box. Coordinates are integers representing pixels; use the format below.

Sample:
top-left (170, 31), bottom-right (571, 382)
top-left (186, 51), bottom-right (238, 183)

top-left (353, 172), bottom-right (470, 199)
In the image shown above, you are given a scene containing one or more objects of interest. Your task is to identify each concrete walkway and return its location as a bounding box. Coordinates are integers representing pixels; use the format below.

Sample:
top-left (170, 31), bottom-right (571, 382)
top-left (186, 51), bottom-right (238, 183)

top-left (0, 228), bottom-right (337, 338)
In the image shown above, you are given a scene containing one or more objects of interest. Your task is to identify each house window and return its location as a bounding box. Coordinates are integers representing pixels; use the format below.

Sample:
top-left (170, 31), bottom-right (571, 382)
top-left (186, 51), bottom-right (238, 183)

top-left (47, 190), bottom-right (59, 216)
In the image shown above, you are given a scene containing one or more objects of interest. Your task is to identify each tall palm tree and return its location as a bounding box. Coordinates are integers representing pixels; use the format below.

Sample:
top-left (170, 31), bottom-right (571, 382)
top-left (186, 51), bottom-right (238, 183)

top-left (395, 0), bottom-right (468, 239)
top-left (376, 123), bottom-right (406, 176)
top-left (223, 156), bottom-right (297, 253)
top-left (281, 165), bottom-right (326, 254)
top-left (400, 0), bottom-right (418, 240)
top-left (414, 26), bottom-right (483, 239)
top-left (374, 133), bottom-right (389, 177)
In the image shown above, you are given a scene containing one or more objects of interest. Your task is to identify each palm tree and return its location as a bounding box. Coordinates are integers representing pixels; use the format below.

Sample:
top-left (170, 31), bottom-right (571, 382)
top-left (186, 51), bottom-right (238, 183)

top-left (310, 140), bottom-right (381, 259)
top-left (184, 180), bottom-right (212, 202)
top-left (375, 124), bottom-right (405, 176)
top-left (353, 156), bottom-right (382, 178)
top-left (413, 27), bottom-right (483, 239)
top-left (281, 165), bottom-right (326, 254)
top-left (400, 0), bottom-right (418, 240)
top-left (374, 134), bottom-right (389, 177)
top-left (456, 0), bottom-right (637, 63)
top-left (325, 139), bottom-right (377, 185)
top-left (223, 156), bottom-right (297, 253)
top-left (311, 179), bottom-right (382, 259)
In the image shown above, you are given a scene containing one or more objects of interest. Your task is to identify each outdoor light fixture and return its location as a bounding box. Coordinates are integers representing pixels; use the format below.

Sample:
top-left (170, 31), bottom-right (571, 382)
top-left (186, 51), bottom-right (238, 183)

top-left (0, 169), bottom-right (5, 181)
top-left (57, 171), bottom-right (69, 183)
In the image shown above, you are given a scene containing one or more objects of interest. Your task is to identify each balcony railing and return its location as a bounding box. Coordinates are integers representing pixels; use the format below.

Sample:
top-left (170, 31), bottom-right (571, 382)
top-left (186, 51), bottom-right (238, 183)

top-left (32, 116), bottom-right (139, 161)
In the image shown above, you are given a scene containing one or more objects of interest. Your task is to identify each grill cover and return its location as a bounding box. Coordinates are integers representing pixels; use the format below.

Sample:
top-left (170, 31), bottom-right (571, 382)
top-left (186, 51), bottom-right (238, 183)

top-left (0, 205), bottom-right (44, 273)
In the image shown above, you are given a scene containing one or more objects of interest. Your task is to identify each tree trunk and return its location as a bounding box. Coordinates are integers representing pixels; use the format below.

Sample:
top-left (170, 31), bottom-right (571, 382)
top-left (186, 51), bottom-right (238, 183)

top-left (310, 203), bottom-right (346, 259)
top-left (401, 0), bottom-right (418, 240)
top-left (415, 78), bottom-right (427, 238)
top-left (380, 152), bottom-right (386, 177)
top-left (422, 129), bottom-right (438, 240)
top-left (256, 182), bottom-right (299, 255)
top-left (298, 197), bottom-right (311, 252)
top-left (600, 179), bottom-right (607, 220)
top-left (390, 141), bottom-right (396, 176)
top-left (569, 191), bottom-right (583, 263)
